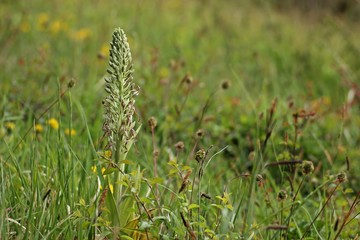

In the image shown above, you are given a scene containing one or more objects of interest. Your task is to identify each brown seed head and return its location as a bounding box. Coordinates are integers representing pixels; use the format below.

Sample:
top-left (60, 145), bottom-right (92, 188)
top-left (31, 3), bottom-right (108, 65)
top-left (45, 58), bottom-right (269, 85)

top-left (153, 149), bottom-right (159, 158)
top-left (182, 74), bottom-right (193, 85)
top-left (195, 149), bottom-right (206, 162)
top-left (256, 174), bottom-right (264, 187)
top-left (336, 172), bottom-right (347, 183)
top-left (301, 160), bottom-right (314, 175)
top-left (256, 174), bottom-right (263, 183)
top-left (148, 116), bottom-right (157, 129)
top-left (67, 79), bottom-right (75, 89)
top-left (195, 129), bottom-right (204, 139)
top-left (174, 141), bottom-right (185, 151)
top-left (221, 80), bottom-right (231, 90)
top-left (277, 189), bottom-right (288, 201)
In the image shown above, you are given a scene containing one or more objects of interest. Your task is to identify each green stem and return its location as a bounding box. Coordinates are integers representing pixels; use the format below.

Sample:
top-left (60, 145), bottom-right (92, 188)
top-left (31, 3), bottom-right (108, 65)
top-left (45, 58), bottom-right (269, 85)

top-left (301, 182), bottom-right (340, 239)
top-left (285, 176), bottom-right (305, 239)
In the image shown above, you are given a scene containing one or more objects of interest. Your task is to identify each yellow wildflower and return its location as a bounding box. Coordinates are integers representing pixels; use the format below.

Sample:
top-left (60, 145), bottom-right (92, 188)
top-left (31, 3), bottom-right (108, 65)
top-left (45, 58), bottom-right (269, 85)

top-left (65, 128), bottom-right (76, 136)
top-left (49, 20), bottom-right (63, 35)
top-left (20, 21), bottom-right (31, 32)
top-left (35, 124), bottom-right (43, 133)
top-left (158, 67), bottom-right (170, 78)
top-left (5, 122), bottom-right (15, 131)
top-left (101, 167), bottom-right (106, 175)
top-left (104, 150), bottom-right (112, 158)
top-left (37, 13), bottom-right (49, 31)
top-left (99, 184), bottom-right (113, 193)
top-left (72, 28), bottom-right (91, 42)
top-left (99, 43), bottom-right (110, 57)
top-left (91, 165), bottom-right (97, 173)
top-left (323, 96), bottom-right (331, 106)
top-left (47, 118), bottom-right (59, 129)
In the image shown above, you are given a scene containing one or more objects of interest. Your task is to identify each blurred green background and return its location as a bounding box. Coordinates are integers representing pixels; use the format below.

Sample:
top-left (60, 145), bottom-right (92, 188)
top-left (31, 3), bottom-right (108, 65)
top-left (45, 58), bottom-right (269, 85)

top-left (1, 0), bottom-right (360, 238)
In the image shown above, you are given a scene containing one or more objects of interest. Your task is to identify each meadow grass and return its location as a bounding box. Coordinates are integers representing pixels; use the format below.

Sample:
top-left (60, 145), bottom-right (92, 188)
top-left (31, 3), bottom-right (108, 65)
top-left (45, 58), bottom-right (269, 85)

top-left (1, 0), bottom-right (360, 239)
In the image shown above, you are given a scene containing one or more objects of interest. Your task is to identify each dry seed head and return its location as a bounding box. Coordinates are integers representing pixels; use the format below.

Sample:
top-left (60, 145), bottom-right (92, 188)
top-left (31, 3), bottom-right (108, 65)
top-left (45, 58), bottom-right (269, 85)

top-left (277, 189), bottom-right (288, 201)
top-left (195, 129), bottom-right (204, 139)
top-left (201, 192), bottom-right (211, 200)
top-left (178, 179), bottom-right (190, 194)
top-left (182, 74), bottom-right (193, 85)
top-left (67, 79), bottom-right (75, 89)
top-left (174, 141), bottom-right (185, 151)
top-left (256, 174), bottom-right (264, 187)
top-left (148, 116), bottom-right (157, 129)
top-left (258, 112), bottom-right (264, 120)
top-left (221, 79), bottom-right (231, 90)
top-left (301, 160), bottom-right (314, 175)
top-left (336, 172), bottom-right (347, 183)
top-left (153, 149), bottom-right (159, 158)
top-left (195, 149), bottom-right (206, 162)
top-left (256, 174), bottom-right (263, 183)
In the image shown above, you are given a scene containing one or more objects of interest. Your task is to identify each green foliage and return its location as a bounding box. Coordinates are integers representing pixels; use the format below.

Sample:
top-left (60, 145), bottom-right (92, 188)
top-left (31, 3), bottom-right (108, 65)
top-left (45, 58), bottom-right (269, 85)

top-left (1, 0), bottom-right (360, 239)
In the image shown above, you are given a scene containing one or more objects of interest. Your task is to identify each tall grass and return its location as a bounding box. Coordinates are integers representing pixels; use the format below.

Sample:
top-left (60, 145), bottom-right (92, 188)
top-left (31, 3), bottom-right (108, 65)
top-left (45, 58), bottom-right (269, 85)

top-left (1, 0), bottom-right (360, 239)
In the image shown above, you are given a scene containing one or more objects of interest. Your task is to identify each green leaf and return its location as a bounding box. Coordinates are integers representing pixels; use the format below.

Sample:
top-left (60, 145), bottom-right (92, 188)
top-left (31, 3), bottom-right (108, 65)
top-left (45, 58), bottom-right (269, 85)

top-left (103, 167), bottom-right (117, 175)
top-left (188, 203), bottom-right (200, 210)
top-left (139, 197), bottom-right (152, 204)
top-left (211, 204), bottom-right (224, 210)
top-left (120, 159), bottom-right (135, 165)
top-left (79, 198), bottom-right (86, 206)
top-left (168, 160), bottom-right (178, 167)
top-left (181, 165), bottom-right (192, 171)
top-left (139, 221), bottom-right (152, 230)
top-left (120, 235), bottom-right (134, 240)
top-left (226, 204), bottom-right (234, 211)
top-left (116, 180), bottom-right (129, 187)
top-left (150, 177), bottom-right (164, 184)
top-left (73, 210), bottom-right (82, 218)
top-left (344, 188), bottom-right (354, 194)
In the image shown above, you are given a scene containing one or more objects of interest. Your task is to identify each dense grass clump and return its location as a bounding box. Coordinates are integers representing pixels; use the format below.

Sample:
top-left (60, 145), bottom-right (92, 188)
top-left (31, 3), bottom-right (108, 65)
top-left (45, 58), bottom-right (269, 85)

top-left (1, 0), bottom-right (359, 239)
